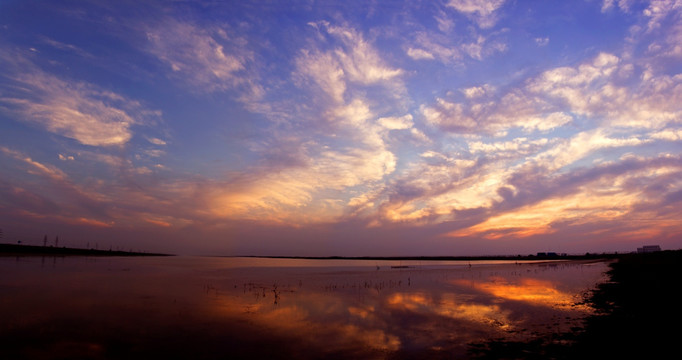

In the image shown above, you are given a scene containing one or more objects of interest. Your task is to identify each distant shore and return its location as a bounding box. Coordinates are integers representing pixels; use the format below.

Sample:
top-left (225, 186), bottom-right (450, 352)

top-left (241, 253), bottom-right (621, 262)
top-left (0, 245), bottom-right (625, 260)
top-left (0, 243), bottom-right (172, 257)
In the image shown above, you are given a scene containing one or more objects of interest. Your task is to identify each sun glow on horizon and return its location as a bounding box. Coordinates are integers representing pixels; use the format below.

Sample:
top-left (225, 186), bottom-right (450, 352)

top-left (1, 0), bottom-right (681, 255)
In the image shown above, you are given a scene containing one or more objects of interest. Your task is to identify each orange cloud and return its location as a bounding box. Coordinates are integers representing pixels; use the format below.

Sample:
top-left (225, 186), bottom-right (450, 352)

top-left (447, 187), bottom-right (641, 239)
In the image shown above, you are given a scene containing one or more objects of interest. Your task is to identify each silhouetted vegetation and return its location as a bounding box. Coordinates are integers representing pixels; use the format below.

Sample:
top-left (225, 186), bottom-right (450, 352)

top-left (0, 243), bottom-right (171, 257)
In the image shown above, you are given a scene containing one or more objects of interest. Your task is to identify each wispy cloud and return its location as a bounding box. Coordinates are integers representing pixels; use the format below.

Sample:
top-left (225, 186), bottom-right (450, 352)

top-left (535, 37), bottom-right (549, 47)
top-left (405, 28), bottom-right (506, 65)
top-left (40, 36), bottom-right (94, 58)
top-left (0, 144), bottom-right (200, 231)
top-left (0, 50), bottom-right (160, 147)
top-left (449, 154), bottom-right (682, 239)
top-left (145, 19), bottom-right (262, 97)
top-left (372, 36), bottom-right (682, 238)
top-left (202, 22), bottom-right (413, 224)
top-left (446, 0), bottom-right (507, 29)
top-left (322, 23), bottom-right (404, 85)
top-left (601, 0), bottom-right (633, 13)
top-left (420, 49), bottom-right (682, 137)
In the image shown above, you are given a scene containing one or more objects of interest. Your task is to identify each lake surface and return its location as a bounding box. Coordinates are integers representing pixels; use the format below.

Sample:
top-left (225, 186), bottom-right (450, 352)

top-left (0, 256), bottom-right (610, 359)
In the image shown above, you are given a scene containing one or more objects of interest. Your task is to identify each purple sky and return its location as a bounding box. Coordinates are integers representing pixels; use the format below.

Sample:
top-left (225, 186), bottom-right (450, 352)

top-left (1, 0), bottom-right (681, 256)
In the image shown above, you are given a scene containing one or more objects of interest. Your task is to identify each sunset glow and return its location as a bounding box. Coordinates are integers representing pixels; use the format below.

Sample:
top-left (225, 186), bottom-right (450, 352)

top-left (1, 1), bottom-right (681, 255)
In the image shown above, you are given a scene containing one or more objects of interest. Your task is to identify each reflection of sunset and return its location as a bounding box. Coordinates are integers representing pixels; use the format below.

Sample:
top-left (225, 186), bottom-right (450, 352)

top-left (337, 324), bottom-right (401, 351)
top-left (1, 256), bottom-right (611, 358)
top-left (387, 293), bottom-right (513, 330)
top-left (348, 305), bottom-right (375, 320)
top-left (387, 293), bottom-right (430, 311)
top-left (455, 277), bottom-right (591, 310)
top-left (207, 291), bottom-right (401, 352)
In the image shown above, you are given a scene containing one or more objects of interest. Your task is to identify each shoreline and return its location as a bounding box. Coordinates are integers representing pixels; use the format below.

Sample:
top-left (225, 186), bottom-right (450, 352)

top-left (469, 249), bottom-right (682, 359)
top-left (231, 253), bottom-right (621, 262)
top-left (2, 243), bottom-right (622, 261)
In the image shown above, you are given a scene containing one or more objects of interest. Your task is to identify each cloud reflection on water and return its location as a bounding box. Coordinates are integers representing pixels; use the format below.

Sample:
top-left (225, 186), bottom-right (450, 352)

top-left (199, 259), bottom-right (606, 356)
top-left (454, 276), bottom-right (593, 310)
top-left (0, 257), bottom-right (609, 358)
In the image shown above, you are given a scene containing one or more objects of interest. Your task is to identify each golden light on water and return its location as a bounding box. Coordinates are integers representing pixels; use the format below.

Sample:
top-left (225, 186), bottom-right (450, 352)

top-left (0, 256), bottom-right (611, 357)
top-left (453, 276), bottom-right (593, 311)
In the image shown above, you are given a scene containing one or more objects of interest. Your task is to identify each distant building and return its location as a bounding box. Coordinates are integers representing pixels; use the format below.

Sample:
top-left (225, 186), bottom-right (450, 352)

top-left (637, 245), bottom-right (661, 253)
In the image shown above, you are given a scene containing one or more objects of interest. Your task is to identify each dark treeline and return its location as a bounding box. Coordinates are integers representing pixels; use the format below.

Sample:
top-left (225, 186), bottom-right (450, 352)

top-left (0, 243), bottom-right (171, 257)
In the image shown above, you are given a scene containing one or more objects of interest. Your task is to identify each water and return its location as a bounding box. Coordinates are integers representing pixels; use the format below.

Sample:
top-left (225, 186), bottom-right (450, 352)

top-left (0, 256), bottom-right (610, 359)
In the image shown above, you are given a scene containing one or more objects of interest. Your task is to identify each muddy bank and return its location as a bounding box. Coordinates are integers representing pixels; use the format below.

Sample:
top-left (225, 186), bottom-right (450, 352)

top-left (470, 250), bottom-right (682, 359)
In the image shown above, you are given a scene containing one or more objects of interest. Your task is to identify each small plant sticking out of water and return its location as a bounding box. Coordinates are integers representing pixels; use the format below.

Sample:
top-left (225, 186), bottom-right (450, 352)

top-left (272, 283), bottom-right (280, 305)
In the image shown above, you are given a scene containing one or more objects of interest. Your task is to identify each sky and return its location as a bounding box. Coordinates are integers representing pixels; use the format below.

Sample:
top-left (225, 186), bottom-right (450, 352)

top-left (1, 0), bottom-right (681, 256)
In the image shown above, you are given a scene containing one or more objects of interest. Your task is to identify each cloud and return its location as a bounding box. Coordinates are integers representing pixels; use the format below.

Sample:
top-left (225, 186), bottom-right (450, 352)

top-left (421, 98), bottom-right (478, 133)
top-left (371, 134), bottom-right (682, 241)
top-left (601, 0), bottom-right (632, 13)
top-left (528, 53), bottom-right (682, 130)
top-left (378, 114), bottom-right (414, 130)
top-left (449, 154), bottom-right (682, 239)
top-left (1, 143), bottom-right (200, 233)
top-left (534, 37), bottom-right (549, 46)
top-left (2, 77), bottom-right (133, 147)
top-left (146, 137), bottom-right (167, 146)
top-left (526, 52), bottom-right (622, 114)
top-left (446, 0), bottom-right (507, 29)
top-left (0, 146), bottom-right (117, 223)
top-left (0, 180), bottom-right (60, 216)
top-left (462, 84), bottom-right (494, 99)
top-left (0, 50), bottom-right (159, 147)
top-left (643, 0), bottom-right (682, 31)
top-left (374, 42), bottom-right (682, 233)
top-left (313, 22), bottom-right (404, 87)
top-left (295, 49), bottom-right (347, 104)
top-left (207, 99), bottom-right (399, 224)
top-left (327, 28), bottom-right (403, 84)
top-left (405, 33), bottom-right (461, 63)
top-left (1, 146), bottom-right (68, 182)
top-left (530, 129), bottom-right (649, 171)
top-left (145, 19), bottom-right (262, 98)
top-left (650, 129), bottom-right (682, 141)
top-left (406, 47), bottom-right (436, 60)
top-left (435, 9), bottom-right (455, 33)
top-left (40, 36), bottom-right (94, 58)
top-left (421, 50), bottom-right (682, 136)
top-left (640, 1), bottom-right (682, 58)
top-left (406, 29), bottom-right (506, 65)
top-left (462, 34), bottom-right (507, 60)
top-left (201, 23), bottom-right (412, 224)
top-left (467, 137), bottom-right (551, 157)
top-left (3, 1), bottom-right (682, 255)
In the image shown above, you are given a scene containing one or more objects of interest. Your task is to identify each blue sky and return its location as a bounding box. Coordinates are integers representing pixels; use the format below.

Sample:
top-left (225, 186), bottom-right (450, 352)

top-left (1, 0), bottom-right (681, 255)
